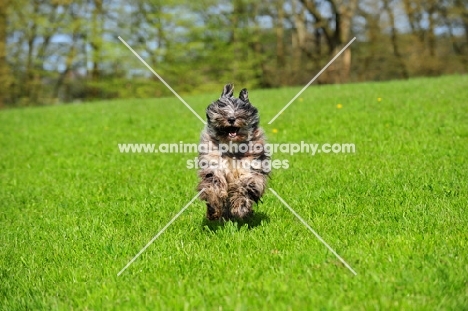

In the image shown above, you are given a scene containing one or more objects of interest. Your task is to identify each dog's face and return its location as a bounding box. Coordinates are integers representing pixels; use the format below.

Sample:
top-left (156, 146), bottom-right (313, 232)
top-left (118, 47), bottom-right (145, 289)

top-left (205, 84), bottom-right (259, 143)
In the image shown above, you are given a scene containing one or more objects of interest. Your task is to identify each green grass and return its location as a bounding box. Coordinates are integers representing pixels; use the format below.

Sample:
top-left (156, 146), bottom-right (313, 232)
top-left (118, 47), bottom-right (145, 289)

top-left (1, 75), bottom-right (467, 310)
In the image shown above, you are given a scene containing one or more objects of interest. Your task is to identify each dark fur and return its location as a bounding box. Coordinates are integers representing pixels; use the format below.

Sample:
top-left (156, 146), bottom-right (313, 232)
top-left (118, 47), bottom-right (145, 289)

top-left (197, 84), bottom-right (270, 220)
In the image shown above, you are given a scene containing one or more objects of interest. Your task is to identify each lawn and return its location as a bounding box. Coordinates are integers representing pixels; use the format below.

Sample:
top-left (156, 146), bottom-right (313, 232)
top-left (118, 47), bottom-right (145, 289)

top-left (1, 75), bottom-right (467, 310)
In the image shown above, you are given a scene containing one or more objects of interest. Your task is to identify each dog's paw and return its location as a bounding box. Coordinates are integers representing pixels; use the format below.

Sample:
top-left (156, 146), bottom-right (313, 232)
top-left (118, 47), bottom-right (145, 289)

top-left (206, 203), bottom-right (223, 221)
top-left (229, 196), bottom-right (252, 219)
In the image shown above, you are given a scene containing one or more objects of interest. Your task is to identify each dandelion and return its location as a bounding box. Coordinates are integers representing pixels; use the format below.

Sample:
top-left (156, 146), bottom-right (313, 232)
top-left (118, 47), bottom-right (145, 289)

top-left (377, 97), bottom-right (382, 102)
top-left (337, 104), bottom-right (343, 109)
top-left (299, 98), bottom-right (303, 102)
top-left (272, 128), bottom-right (278, 134)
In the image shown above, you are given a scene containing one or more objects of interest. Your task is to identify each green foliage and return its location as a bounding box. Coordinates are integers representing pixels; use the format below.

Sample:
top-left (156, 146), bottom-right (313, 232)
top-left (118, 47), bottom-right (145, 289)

top-left (1, 75), bottom-right (467, 309)
top-left (1, 0), bottom-right (468, 106)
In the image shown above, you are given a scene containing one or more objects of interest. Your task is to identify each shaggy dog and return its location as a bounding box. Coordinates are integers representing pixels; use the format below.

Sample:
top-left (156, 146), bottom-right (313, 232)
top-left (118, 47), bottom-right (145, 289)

top-left (197, 84), bottom-right (270, 220)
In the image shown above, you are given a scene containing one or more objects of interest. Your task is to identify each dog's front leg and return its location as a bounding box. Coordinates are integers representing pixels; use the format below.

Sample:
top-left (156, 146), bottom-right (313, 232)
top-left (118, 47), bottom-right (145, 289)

top-left (229, 173), bottom-right (267, 219)
top-left (197, 159), bottom-right (228, 220)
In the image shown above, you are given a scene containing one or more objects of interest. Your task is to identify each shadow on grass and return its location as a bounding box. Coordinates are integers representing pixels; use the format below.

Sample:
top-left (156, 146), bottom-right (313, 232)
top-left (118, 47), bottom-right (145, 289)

top-left (201, 211), bottom-right (270, 232)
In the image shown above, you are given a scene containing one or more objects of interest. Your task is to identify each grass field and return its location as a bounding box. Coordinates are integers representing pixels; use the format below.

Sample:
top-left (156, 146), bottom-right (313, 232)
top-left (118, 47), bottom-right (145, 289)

top-left (1, 75), bottom-right (467, 310)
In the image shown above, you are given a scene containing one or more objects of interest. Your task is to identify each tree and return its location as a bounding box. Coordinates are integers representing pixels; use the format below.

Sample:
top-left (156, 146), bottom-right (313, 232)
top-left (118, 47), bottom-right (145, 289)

top-left (299, 0), bottom-right (358, 83)
top-left (0, 0), bottom-right (9, 106)
top-left (382, 0), bottom-right (409, 78)
top-left (89, 0), bottom-right (104, 81)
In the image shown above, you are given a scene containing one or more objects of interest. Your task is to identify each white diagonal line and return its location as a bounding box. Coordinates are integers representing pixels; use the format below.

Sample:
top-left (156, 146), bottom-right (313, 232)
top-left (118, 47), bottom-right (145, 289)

top-left (118, 36), bottom-right (206, 125)
top-left (269, 188), bottom-right (357, 275)
top-left (268, 37), bottom-right (356, 124)
top-left (117, 189), bottom-right (205, 276)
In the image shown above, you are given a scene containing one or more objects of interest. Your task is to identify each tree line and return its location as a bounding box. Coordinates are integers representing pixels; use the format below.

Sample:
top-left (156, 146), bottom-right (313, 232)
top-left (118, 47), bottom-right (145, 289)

top-left (0, 0), bottom-right (466, 107)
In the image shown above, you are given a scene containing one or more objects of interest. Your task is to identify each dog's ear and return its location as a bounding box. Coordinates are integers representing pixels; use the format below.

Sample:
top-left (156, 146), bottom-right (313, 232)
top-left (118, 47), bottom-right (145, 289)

top-left (221, 83), bottom-right (234, 98)
top-left (239, 88), bottom-right (249, 103)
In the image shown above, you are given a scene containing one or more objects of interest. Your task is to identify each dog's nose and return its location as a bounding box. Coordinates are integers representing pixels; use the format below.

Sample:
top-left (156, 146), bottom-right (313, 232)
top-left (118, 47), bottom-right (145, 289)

top-left (228, 117), bottom-right (235, 124)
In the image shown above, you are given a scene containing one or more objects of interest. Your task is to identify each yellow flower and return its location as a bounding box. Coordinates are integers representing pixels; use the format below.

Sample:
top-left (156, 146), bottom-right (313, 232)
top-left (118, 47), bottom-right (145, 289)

top-left (272, 128), bottom-right (278, 133)
top-left (337, 104), bottom-right (343, 109)
top-left (299, 98), bottom-right (303, 102)
top-left (377, 97), bottom-right (382, 102)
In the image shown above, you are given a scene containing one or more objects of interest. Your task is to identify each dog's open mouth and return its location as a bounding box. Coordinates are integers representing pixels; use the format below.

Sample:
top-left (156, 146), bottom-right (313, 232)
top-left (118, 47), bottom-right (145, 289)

top-left (224, 126), bottom-right (239, 138)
